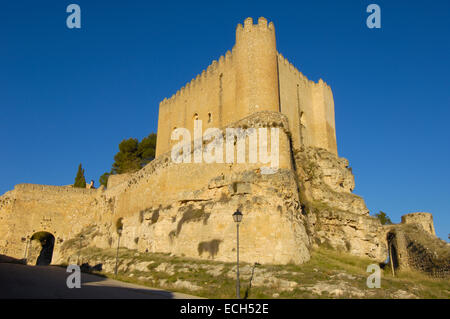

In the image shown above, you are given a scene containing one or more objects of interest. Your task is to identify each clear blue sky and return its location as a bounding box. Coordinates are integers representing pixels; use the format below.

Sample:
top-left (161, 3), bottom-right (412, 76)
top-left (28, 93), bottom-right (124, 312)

top-left (0, 1), bottom-right (449, 241)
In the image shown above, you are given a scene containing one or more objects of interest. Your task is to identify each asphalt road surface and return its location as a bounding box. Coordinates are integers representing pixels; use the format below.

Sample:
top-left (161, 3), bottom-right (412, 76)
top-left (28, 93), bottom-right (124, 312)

top-left (0, 263), bottom-right (200, 299)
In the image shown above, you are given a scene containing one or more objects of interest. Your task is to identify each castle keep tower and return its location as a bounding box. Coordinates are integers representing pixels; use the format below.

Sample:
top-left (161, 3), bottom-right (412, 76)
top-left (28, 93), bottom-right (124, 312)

top-left (234, 17), bottom-right (280, 115)
top-left (155, 17), bottom-right (338, 156)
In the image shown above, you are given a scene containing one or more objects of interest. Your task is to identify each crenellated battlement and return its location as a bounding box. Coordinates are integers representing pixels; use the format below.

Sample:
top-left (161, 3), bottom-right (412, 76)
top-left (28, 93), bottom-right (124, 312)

top-left (156, 17), bottom-right (337, 157)
top-left (236, 17), bottom-right (275, 33)
top-left (277, 53), bottom-right (331, 90)
top-left (160, 49), bottom-right (236, 108)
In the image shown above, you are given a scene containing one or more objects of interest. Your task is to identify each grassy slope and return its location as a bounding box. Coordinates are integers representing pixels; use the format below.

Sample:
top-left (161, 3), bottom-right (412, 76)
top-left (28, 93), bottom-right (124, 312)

top-left (70, 246), bottom-right (449, 299)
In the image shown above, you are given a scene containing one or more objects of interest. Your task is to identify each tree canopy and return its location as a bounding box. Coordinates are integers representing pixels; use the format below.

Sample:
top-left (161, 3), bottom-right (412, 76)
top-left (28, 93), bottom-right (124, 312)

top-left (73, 163), bottom-right (87, 188)
top-left (99, 172), bottom-right (111, 188)
top-left (100, 133), bottom-right (156, 187)
top-left (112, 138), bottom-right (141, 174)
top-left (374, 211), bottom-right (393, 225)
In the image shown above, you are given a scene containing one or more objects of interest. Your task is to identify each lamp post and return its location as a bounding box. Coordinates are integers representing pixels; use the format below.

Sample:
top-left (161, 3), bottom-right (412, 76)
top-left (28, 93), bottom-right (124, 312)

top-left (232, 209), bottom-right (243, 299)
top-left (77, 235), bottom-right (84, 265)
top-left (23, 236), bottom-right (30, 263)
top-left (114, 228), bottom-right (122, 277)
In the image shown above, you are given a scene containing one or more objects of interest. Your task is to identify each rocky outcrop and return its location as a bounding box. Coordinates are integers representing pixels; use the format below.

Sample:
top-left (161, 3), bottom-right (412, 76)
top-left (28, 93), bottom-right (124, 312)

top-left (294, 147), bottom-right (387, 261)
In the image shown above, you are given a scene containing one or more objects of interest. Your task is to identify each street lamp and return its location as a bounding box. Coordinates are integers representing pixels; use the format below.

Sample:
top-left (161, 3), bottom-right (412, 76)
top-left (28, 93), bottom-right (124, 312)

top-left (77, 235), bottom-right (84, 265)
top-left (233, 209), bottom-right (243, 299)
top-left (23, 236), bottom-right (30, 263)
top-left (114, 228), bottom-right (122, 277)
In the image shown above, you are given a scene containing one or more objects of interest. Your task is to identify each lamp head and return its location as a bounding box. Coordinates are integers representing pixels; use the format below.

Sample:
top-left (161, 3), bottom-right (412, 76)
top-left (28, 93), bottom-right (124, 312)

top-left (233, 209), bottom-right (243, 223)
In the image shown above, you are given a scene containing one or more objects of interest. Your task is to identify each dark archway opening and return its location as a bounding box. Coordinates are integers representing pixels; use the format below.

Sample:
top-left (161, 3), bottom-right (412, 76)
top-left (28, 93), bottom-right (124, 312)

top-left (390, 243), bottom-right (399, 269)
top-left (30, 232), bottom-right (55, 266)
top-left (387, 232), bottom-right (399, 270)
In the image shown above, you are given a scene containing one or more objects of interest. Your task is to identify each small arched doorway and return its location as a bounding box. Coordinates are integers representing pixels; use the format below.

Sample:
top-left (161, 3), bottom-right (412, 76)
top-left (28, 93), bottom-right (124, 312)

top-left (390, 242), bottom-right (399, 269)
top-left (29, 232), bottom-right (55, 266)
top-left (387, 232), bottom-right (399, 272)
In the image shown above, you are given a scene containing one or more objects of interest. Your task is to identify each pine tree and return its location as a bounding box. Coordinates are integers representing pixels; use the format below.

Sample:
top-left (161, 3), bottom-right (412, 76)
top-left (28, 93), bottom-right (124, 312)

top-left (111, 133), bottom-right (157, 175)
top-left (374, 211), bottom-right (393, 225)
top-left (99, 172), bottom-right (111, 188)
top-left (73, 163), bottom-right (87, 188)
top-left (138, 133), bottom-right (157, 167)
top-left (111, 138), bottom-right (141, 174)
top-left (99, 133), bottom-right (157, 188)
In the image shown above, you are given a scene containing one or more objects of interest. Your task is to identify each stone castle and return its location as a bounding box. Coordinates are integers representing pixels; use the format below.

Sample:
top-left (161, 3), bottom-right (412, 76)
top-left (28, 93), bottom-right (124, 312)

top-left (0, 18), bottom-right (448, 277)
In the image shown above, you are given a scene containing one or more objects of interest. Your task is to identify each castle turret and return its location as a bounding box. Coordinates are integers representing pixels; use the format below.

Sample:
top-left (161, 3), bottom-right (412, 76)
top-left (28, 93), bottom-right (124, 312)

top-left (401, 212), bottom-right (436, 236)
top-left (234, 17), bottom-right (280, 116)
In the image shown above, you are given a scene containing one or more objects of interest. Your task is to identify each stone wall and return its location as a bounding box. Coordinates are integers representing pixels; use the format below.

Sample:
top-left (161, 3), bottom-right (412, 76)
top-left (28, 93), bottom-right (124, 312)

top-left (387, 224), bottom-right (450, 278)
top-left (278, 55), bottom-right (337, 155)
top-left (107, 173), bottom-right (132, 189)
top-left (0, 184), bottom-right (108, 263)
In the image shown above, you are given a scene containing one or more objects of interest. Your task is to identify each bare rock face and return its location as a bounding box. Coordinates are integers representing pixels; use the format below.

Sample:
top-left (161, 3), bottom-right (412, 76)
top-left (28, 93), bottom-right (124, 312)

top-left (295, 147), bottom-right (369, 215)
top-left (294, 147), bottom-right (387, 261)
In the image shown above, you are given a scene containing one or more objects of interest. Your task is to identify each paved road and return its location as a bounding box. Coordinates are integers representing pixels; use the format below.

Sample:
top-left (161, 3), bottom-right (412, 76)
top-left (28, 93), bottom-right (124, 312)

top-left (0, 263), bottom-right (200, 299)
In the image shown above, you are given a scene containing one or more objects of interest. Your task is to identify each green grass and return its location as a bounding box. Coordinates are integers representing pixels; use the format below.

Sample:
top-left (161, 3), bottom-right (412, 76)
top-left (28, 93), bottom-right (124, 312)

top-left (69, 246), bottom-right (449, 299)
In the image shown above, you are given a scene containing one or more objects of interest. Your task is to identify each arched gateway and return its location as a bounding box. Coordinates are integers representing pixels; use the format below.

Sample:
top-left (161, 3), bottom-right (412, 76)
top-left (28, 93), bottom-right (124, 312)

top-left (27, 231), bottom-right (55, 266)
